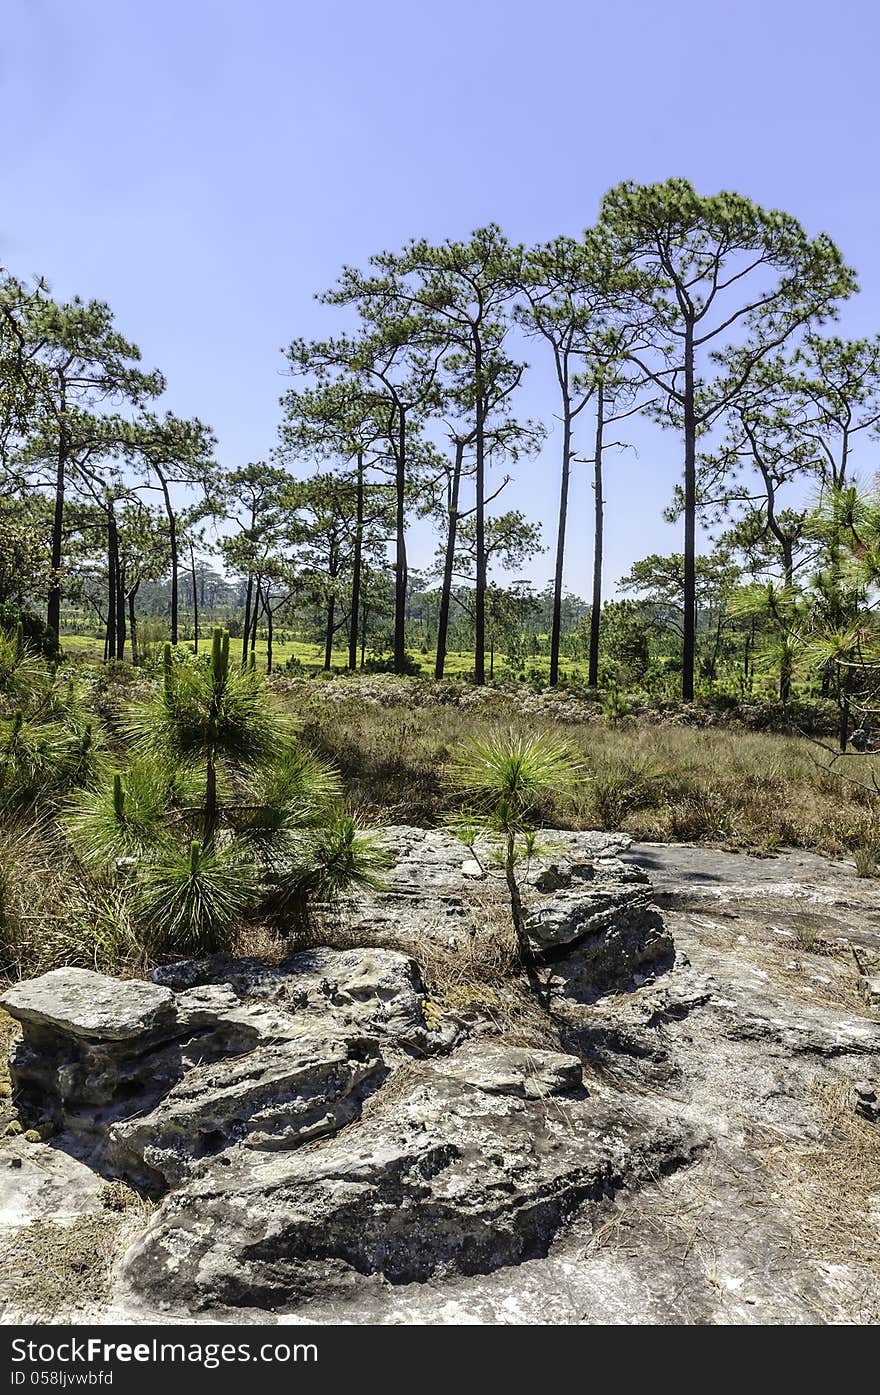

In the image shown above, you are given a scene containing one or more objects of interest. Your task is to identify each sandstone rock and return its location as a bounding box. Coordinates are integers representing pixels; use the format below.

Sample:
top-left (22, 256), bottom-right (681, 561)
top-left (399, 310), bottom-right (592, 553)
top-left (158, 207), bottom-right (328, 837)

top-left (0, 969), bottom-right (174, 1042)
top-left (523, 878), bottom-right (674, 1003)
top-left (108, 1028), bottom-right (384, 1191)
top-left (3, 950), bottom-right (433, 1156)
top-left (118, 1042), bottom-right (702, 1311)
top-left (525, 882), bottom-right (659, 953)
top-left (6, 835), bottom-right (880, 1325)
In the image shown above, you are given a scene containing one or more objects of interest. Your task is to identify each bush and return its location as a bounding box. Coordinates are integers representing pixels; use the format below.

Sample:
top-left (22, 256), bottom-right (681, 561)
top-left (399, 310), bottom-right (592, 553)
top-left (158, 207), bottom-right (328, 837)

top-left (363, 652), bottom-right (423, 676)
top-left (0, 604), bottom-right (60, 662)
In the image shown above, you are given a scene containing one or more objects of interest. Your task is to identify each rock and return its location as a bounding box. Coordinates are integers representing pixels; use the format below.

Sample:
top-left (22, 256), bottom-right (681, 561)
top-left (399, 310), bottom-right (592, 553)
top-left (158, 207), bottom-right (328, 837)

top-left (440, 1045), bottom-right (582, 1098)
top-left (461, 859), bottom-right (485, 879)
top-left (525, 882), bottom-right (659, 953)
top-left (118, 1042), bottom-right (702, 1311)
top-left (852, 1081), bottom-right (879, 1122)
top-left (6, 834), bottom-right (880, 1323)
top-left (532, 862), bottom-right (575, 892)
top-left (522, 877), bottom-right (674, 1003)
top-left (3, 950), bottom-right (433, 1158)
top-left (859, 975), bottom-right (880, 1009)
top-left (108, 1028), bottom-right (384, 1191)
top-left (0, 969), bottom-right (174, 1042)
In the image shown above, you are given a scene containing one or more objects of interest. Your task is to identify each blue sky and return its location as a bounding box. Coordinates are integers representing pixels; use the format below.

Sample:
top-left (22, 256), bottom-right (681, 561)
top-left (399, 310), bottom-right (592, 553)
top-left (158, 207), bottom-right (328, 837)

top-left (3, 0), bottom-right (880, 596)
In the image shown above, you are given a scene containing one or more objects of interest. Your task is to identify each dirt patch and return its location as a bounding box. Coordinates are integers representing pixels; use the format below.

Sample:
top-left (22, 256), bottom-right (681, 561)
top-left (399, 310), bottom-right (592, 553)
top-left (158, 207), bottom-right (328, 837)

top-left (748, 1080), bottom-right (880, 1322)
top-left (4, 1208), bottom-right (148, 1317)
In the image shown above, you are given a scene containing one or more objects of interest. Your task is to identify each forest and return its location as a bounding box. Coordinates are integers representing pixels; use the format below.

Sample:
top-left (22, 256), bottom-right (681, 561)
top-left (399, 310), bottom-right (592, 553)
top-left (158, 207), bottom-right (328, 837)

top-left (3, 177), bottom-right (880, 972)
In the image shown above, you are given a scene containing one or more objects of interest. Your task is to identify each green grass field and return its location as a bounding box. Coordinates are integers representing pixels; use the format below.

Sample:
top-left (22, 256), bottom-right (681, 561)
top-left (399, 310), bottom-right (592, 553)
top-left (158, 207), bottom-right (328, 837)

top-left (58, 629), bottom-right (561, 680)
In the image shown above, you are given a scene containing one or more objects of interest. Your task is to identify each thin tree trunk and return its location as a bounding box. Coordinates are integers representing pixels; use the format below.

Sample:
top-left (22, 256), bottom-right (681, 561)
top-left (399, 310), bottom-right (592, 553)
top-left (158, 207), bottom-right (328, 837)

top-left (128, 589), bottom-right (138, 666)
top-left (588, 383), bottom-right (605, 688)
top-left (549, 402), bottom-right (573, 688)
top-left (682, 325), bottom-right (697, 702)
top-left (360, 595), bottom-right (368, 668)
top-left (839, 665), bottom-right (850, 752)
top-left (115, 543), bottom-right (126, 661)
top-left (324, 591), bottom-right (335, 671)
top-left (241, 573), bottom-right (253, 667)
top-left (349, 452), bottom-right (364, 671)
top-left (474, 343), bottom-right (486, 686)
top-left (435, 442), bottom-right (464, 680)
top-left (105, 512), bottom-right (118, 663)
top-left (505, 833), bottom-right (547, 1005)
top-left (189, 541), bottom-right (199, 654)
top-left (249, 580), bottom-right (260, 660)
top-left (204, 758), bottom-right (218, 844)
top-left (47, 388), bottom-right (67, 641)
top-left (157, 470), bottom-right (179, 645)
top-left (265, 595), bottom-right (274, 674)
top-left (394, 407), bottom-right (408, 673)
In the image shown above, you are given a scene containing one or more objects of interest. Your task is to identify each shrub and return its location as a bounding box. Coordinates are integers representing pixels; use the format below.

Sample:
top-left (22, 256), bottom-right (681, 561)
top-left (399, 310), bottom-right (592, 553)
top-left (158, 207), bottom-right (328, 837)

top-left (61, 629), bottom-right (387, 959)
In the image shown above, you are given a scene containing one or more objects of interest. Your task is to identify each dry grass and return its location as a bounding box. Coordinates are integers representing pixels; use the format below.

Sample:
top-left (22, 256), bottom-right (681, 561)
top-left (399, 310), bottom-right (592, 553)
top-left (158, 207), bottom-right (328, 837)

top-left (748, 1080), bottom-right (880, 1322)
top-left (282, 678), bottom-right (880, 860)
top-left (4, 1205), bottom-right (149, 1317)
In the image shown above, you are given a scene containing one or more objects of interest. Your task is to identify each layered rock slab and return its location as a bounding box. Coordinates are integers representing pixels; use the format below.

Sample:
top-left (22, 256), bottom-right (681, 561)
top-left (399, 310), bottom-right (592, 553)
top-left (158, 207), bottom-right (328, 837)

top-left (340, 826), bottom-right (675, 1003)
top-left (0, 948), bottom-right (431, 1186)
top-left (117, 1042), bottom-right (702, 1312)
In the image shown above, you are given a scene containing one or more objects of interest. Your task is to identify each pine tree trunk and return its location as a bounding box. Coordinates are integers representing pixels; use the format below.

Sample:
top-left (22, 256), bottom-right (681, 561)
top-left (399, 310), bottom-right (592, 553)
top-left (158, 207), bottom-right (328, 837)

top-left (549, 407), bottom-right (572, 688)
top-left (157, 471), bottom-right (179, 645)
top-left (505, 832), bottom-right (546, 1004)
top-left (47, 390), bottom-right (67, 641)
top-left (105, 512), bottom-right (118, 663)
top-left (189, 541), bottom-right (199, 654)
top-left (241, 573), bottom-right (253, 668)
top-left (349, 452), bottom-right (364, 671)
top-left (682, 324), bottom-right (697, 702)
top-left (249, 580), bottom-right (260, 660)
top-left (588, 383), bottom-right (605, 688)
top-left (394, 407), bottom-right (408, 673)
top-left (324, 592), bottom-right (335, 671)
top-left (435, 442), bottom-right (464, 680)
top-left (474, 343), bottom-right (486, 686)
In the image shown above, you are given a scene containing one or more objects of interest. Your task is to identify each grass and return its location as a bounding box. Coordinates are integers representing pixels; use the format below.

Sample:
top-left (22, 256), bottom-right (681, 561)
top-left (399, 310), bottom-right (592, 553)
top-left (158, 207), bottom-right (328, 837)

top-left (274, 673), bottom-right (880, 859)
top-left (748, 1080), bottom-right (880, 1322)
top-left (4, 1199), bottom-right (152, 1318)
top-left (59, 630), bottom-right (489, 678)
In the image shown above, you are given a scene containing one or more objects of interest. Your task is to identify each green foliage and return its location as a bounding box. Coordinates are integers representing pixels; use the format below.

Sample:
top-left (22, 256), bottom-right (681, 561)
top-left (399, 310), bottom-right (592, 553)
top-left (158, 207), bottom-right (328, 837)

top-left (63, 763), bottom-right (171, 869)
top-left (135, 841), bottom-right (256, 956)
top-left (56, 628), bottom-right (388, 958)
top-left (293, 814), bottom-right (393, 900)
top-left (448, 726), bottom-right (581, 829)
top-left (0, 603), bottom-right (59, 661)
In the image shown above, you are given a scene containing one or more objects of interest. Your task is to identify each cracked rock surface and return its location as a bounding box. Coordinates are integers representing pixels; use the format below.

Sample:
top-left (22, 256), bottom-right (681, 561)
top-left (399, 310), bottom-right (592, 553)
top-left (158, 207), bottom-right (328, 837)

top-left (2, 831), bottom-right (880, 1324)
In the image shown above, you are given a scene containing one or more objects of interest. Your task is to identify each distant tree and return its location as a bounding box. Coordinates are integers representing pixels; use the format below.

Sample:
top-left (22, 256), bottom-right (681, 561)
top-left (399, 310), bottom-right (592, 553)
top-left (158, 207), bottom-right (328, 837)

top-left (218, 462), bottom-right (292, 666)
top-left (430, 359), bottom-right (540, 680)
top-left (13, 292), bottom-right (166, 641)
top-left (619, 547), bottom-right (741, 682)
top-left (516, 231), bottom-right (646, 686)
top-left (279, 376), bottom-right (395, 670)
top-left (598, 178), bottom-right (856, 699)
top-left (293, 297), bottom-right (445, 674)
top-left (123, 411), bottom-right (218, 644)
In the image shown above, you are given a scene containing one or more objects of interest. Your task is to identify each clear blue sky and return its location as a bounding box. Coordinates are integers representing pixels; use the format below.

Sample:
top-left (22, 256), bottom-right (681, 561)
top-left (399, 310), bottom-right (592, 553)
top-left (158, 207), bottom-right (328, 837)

top-left (3, 0), bottom-right (880, 596)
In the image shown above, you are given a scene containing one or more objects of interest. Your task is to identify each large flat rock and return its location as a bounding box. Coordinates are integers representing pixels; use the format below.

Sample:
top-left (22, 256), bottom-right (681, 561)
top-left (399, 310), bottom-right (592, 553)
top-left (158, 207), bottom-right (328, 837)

top-left (0, 968), bottom-right (174, 1042)
top-left (117, 1042), bottom-right (702, 1312)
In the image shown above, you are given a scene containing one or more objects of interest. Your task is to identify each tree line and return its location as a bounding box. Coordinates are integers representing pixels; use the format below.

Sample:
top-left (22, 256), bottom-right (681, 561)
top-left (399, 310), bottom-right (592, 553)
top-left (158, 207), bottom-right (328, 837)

top-left (4, 177), bottom-right (880, 710)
